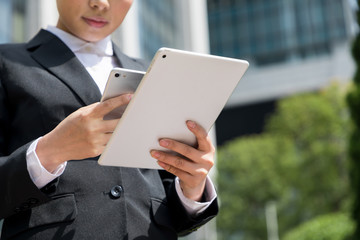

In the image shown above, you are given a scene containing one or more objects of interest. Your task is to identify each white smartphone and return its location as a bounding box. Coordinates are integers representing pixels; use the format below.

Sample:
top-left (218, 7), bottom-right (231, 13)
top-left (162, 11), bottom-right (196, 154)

top-left (101, 68), bottom-right (145, 120)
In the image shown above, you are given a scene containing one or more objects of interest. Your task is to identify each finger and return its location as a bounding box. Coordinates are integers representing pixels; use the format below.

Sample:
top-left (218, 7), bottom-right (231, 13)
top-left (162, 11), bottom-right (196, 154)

top-left (186, 120), bottom-right (215, 152)
top-left (151, 150), bottom-right (194, 174)
top-left (95, 94), bottom-right (133, 117)
top-left (159, 139), bottom-right (199, 162)
top-left (156, 160), bottom-right (207, 191)
top-left (155, 156), bottom-right (194, 180)
top-left (101, 118), bottom-right (120, 133)
top-left (159, 138), bottom-right (215, 170)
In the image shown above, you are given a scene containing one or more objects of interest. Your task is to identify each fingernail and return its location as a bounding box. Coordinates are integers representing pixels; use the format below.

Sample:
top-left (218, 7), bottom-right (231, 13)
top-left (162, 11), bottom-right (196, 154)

top-left (151, 151), bottom-right (160, 158)
top-left (159, 139), bottom-right (169, 147)
top-left (127, 94), bottom-right (133, 100)
top-left (187, 120), bottom-right (196, 129)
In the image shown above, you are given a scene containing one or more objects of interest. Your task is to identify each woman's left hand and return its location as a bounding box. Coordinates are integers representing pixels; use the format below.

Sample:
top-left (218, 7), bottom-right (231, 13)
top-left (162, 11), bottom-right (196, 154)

top-left (151, 120), bottom-right (215, 202)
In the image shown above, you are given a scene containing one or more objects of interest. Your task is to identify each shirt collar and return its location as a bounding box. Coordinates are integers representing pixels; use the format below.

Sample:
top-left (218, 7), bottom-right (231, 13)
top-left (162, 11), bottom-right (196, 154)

top-left (46, 25), bottom-right (113, 56)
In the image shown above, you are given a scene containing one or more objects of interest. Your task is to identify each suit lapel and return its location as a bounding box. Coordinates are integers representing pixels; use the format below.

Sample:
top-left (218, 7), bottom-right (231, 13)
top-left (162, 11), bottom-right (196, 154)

top-left (27, 30), bottom-right (101, 106)
top-left (113, 45), bottom-right (148, 71)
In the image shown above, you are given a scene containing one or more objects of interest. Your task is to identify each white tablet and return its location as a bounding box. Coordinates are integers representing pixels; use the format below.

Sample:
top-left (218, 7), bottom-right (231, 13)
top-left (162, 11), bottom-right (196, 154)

top-left (98, 48), bottom-right (249, 169)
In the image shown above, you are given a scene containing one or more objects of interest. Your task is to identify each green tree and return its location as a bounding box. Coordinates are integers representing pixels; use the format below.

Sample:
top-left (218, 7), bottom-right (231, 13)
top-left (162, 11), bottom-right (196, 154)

top-left (266, 85), bottom-right (351, 221)
top-left (217, 134), bottom-right (297, 240)
top-left (217, 84), bottom-right (351, 240)
top-left (347, 0), bottom-right (360, 238)
top-left (283, 212), bottom-right (355, 240)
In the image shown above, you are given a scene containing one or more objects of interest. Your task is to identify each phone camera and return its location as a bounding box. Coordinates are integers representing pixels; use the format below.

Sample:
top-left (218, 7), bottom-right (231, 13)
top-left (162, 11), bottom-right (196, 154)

top-left (162, 55), bottom-right (167, 58)
top-left (115, 73), bottom-right (120, 78)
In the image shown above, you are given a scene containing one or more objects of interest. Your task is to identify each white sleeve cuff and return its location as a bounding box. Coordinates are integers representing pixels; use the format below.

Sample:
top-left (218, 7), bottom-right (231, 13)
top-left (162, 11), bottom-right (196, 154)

top-left (175, 176), bottom-right (217, 216)
top-left (26, 137), bottom-right (67, 189)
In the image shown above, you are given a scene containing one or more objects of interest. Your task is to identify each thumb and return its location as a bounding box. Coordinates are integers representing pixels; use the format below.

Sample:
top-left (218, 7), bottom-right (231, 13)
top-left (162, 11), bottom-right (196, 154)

top-left (95, 94), bottom-right (133, 117)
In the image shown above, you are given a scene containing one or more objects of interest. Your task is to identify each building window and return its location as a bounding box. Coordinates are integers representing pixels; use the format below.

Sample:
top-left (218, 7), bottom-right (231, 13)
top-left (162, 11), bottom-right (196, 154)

top-left (138, 0), bottom-right (182, 61)
top-left (0, 0), bottom-right (26, 44)
top-left (207, 0), bottom-right (349, 66)
top-left (0, 0), bottom-right (12, 43)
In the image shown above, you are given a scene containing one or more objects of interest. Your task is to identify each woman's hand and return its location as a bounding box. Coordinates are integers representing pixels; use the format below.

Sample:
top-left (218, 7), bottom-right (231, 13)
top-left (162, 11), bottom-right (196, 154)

top-left (151, 121), bottom-right (215, 202)
top-left (36, 94), bottom-right (132, 172)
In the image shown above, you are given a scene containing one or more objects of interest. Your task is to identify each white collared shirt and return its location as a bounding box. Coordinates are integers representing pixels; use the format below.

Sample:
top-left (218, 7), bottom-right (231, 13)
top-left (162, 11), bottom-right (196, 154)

top-left (26, 26), bottom-right (216, 215)
top-left (46, 26), bottom-right (115, 94)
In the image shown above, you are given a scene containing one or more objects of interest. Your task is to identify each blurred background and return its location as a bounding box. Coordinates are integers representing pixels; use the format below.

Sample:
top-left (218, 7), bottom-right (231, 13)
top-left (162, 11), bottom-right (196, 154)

top-left (0, 0), bottom-right (358, 239)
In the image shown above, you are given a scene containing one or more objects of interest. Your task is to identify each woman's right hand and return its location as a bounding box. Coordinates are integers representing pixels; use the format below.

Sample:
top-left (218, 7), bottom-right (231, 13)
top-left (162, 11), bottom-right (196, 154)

top-left (36, 94), bottom-right (132, 172)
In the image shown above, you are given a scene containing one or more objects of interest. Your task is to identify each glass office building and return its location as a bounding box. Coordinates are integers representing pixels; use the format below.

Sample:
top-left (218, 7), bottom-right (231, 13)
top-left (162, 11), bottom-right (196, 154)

top-left (137, 0), bottom-right (183, 60)
top-left (123, 0), bottom-right (209, 61)
top-left (207, 0), bottom-right (350, 66)
top-left (207, 0), bottom-right (356, 144)
top-left (0, 0), bottom-right (26, 43)
top-left (0, 0), bottom-right (58, 44)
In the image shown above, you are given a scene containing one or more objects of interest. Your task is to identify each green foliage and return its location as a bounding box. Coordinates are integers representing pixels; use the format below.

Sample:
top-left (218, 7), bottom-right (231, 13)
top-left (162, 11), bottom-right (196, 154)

top-left (347, 1), bottom-right (360, 238)
top-left (266, 85), bottom-right (351, 218)
top-left (283, 212), bottom-right (355, 240)
top-left (217, 84), bottom-right (351, 240)
top-left (217, 134), bottom-right (297, 240)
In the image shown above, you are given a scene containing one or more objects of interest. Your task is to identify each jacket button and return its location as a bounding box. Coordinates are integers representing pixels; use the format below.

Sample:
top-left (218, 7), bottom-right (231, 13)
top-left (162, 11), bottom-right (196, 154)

top-left (110, 185), bottom-right (123, 199)
top-left (28, 198), bottom-right (39, 206)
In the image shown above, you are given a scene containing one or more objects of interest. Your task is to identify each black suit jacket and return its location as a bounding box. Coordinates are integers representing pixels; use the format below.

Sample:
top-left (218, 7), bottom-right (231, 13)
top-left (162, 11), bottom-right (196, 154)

top-left (0, 30), bottom-right (218, 240)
